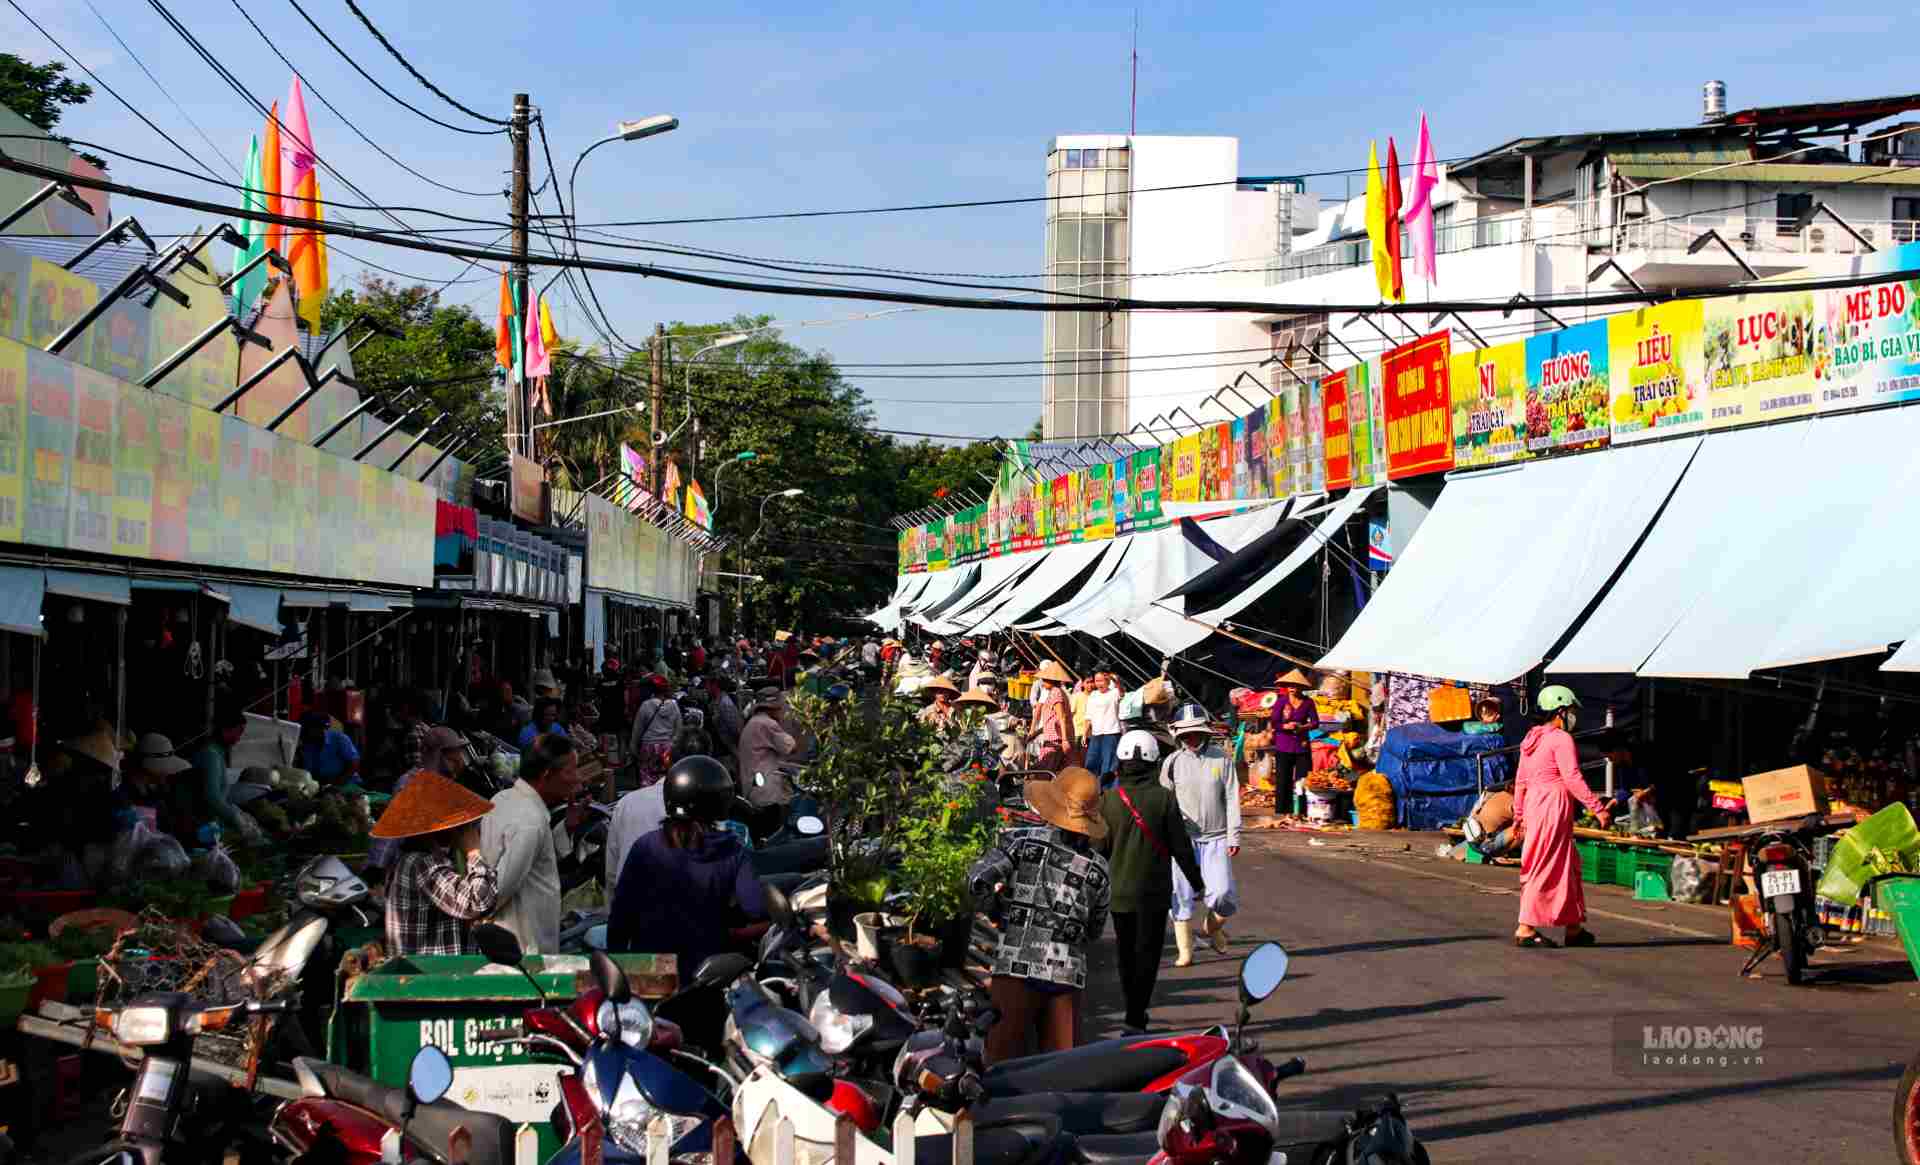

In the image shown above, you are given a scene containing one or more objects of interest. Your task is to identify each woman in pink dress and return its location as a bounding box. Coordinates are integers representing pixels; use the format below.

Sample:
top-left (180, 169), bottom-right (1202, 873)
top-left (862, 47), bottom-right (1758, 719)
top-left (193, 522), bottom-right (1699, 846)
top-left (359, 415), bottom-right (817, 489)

top-left (1513, 685), bottom-right (1610, 948)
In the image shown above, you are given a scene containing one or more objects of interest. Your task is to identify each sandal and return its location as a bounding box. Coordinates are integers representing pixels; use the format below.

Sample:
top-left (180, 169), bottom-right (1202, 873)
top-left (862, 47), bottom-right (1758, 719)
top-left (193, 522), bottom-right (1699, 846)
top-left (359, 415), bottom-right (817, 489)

top-left (1514, 934), bottom-right (1559, 948)
top-left (1564, 931), bottom-right (1597, 948)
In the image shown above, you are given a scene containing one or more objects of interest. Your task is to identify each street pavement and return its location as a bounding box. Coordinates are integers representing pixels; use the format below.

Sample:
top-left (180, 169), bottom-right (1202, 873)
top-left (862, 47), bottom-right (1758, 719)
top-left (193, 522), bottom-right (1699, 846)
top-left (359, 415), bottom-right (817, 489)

top-left (1080, 829), bottom-right (1920, 1164)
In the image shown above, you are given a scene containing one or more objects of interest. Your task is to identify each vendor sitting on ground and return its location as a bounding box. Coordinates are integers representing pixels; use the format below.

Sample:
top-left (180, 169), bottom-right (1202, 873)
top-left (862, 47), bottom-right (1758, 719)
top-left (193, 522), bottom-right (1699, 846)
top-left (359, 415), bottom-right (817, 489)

top-left (371, 769), bottom-right (500, 956)
top-left (1464, 786), bottom-right (1517, 858)
top-left (298, 711), bottom-right (361, 786)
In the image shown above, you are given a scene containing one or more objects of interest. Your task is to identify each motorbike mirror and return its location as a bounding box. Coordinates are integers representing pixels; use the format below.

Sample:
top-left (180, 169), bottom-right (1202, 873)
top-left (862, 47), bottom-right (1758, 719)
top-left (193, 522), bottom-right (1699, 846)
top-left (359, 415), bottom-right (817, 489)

top-left (407, 1046), bottom-right (454, 1107)
top-left (692, 952), bottom-right (753, 990)
top-left (1240, 942), bottom-right (1289, 1004)
top-left (475, 923), bottom-right (523, 967)
top-left (795, 814), bottom-right (825, 837)
top-left (591, 949), bottom-right (631, 1003)
top-left (763, 883), bottom-right (796, 930)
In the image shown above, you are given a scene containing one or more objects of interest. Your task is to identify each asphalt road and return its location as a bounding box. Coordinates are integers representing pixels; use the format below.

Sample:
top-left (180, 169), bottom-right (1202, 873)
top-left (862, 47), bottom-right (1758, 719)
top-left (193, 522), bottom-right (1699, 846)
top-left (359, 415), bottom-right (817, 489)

top-left (1077, 830), bottom-right (1920, 1164)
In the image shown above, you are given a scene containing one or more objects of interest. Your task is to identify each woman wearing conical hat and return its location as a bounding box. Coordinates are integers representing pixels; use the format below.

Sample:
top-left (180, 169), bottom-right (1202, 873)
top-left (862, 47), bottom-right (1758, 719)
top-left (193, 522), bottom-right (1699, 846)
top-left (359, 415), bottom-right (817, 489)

top-left (371, 772), bottom-right (501, 956)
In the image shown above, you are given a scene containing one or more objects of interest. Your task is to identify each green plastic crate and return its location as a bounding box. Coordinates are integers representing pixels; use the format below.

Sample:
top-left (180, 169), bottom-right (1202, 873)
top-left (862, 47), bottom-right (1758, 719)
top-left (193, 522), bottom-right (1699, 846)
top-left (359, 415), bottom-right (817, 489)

top-left (1878, 874), bottom-right (1920, 979)
top-left (1630, 849), bottom-right (1674, 885)
top-left (1465, 845), bottom-right (1488, 865)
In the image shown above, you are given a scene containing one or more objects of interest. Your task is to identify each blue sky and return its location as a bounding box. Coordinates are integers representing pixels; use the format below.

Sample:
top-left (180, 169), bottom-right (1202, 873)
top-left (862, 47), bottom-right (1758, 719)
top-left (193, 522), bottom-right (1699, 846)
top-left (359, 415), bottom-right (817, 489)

top-left (7, 0), bottom-right (1919, 443)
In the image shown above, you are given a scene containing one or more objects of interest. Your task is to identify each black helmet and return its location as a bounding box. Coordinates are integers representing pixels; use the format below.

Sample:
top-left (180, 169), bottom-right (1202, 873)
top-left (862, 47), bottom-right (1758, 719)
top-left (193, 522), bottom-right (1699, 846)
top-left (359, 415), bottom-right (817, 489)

top-left (664, 755), bottom-right (739, 823)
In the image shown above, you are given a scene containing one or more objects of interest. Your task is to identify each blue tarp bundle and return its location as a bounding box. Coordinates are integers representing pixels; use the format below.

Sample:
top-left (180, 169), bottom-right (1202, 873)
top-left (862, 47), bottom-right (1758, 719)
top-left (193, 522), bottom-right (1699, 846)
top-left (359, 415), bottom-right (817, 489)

top-left (1376, 723), bottom-right (1515, 831)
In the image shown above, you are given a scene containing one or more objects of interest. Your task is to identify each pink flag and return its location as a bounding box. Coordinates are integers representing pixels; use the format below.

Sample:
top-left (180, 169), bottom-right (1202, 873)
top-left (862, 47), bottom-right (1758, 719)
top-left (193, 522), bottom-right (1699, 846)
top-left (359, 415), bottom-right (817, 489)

top-left (280, 78), bottom-right (316, 196)
top-left (1402, 112), bottom-right (1440, 285)
top-left (524, 292), bottom-right (552, 378)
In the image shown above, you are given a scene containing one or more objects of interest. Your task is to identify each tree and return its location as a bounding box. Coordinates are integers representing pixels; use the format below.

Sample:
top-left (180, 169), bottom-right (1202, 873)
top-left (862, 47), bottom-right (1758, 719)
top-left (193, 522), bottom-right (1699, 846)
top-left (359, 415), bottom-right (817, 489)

top-left (0, 54), bottom-right (106, 169)
top-left (320, 275), bottom-right (502, 443)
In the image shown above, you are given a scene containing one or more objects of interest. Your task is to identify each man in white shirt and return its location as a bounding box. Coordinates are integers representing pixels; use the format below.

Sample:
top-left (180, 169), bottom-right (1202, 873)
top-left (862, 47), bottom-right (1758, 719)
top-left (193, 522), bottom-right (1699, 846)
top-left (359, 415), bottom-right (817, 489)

top-left (1082, 671), bottom-right (1124, 786)
top-left (481, 733), bottom-right (585, 954)
top-left (605, 781), bottom-right (667, 887)
top-left (860, 638), bottom-right (880, 668)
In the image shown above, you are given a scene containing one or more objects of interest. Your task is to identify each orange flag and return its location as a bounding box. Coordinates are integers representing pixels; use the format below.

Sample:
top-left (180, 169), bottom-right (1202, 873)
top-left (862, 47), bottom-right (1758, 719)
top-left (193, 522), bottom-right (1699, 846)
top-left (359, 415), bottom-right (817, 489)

top-left (494, 271), bottom-right (513, 369)
top-left (261, 101), bottom-right (282, 260)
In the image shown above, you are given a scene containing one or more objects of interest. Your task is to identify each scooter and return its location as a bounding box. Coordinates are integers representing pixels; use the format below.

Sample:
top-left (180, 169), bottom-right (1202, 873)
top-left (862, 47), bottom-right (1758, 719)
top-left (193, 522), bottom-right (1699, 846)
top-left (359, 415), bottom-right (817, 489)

top-left (78, 994), bottom-right (290, 1165)
top-left (1739, 814), bottom-right (1824, 986)
top-left (236, 855), bottom-right (382, 1063)
top-left (1144, 943), bottom-right (1429, 1165)
top-left (271, 1046), bottom-right (513, 1165)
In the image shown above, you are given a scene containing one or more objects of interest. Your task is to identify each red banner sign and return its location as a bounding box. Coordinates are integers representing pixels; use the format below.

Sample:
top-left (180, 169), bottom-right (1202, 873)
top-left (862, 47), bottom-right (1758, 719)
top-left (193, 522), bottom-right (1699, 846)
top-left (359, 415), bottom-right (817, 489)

top-left (1383, 332), bottom-right (1454, 480)
top-left (1322, 370), bottom-right (1352, 490)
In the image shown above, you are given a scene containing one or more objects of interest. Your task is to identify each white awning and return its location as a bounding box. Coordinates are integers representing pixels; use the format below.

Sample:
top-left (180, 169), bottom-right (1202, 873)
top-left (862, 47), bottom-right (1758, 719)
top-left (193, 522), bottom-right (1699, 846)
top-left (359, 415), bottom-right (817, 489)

top-left (1322, 441), bottom-right (1698, 683)
top-left (1883, 637), bottom-right (1920, 672)
top-left (867, 572), bottom-right (935, 629)
top-left (973, 540), bottom-right (1108, 634)
top-left (1161, 497), bottom-right (1284, 519)
top-left (1551, 422), bottom-right (1820, 675)
top-left (1619, 410), bottom-right (1920, 677)
top-left (911, 564), bottom-right (983, 624)
top-left (1133, 487), bottom-right (1378, 657)
top-left (1048, 524), bottom-right (1225, 638)
top-left (900, 568), bottom-right (971, 621)
top-left (922, 556), bottom-right (1043, 635)
top-left (1021, 540), bottom-right (1134, 635)
top-left (1195, 502), bottom-right (1290, 554)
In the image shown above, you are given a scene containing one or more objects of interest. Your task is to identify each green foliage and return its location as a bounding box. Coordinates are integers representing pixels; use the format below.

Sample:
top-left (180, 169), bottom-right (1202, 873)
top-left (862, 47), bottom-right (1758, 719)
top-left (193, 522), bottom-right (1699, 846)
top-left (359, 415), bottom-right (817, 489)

top-left (319, 275), bottom-right (503, 437)
top-left (50, 925), bottom-right (115, 961)
top-left (0, 54), bottom-right (105, 170)
top-left (0, 941), bottom-right (54, 977)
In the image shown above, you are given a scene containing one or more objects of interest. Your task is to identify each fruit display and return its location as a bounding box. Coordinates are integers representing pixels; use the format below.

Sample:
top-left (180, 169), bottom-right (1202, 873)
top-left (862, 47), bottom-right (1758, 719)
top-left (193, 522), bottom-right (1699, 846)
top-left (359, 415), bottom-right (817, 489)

top-left (1304, 771), bottom-right (1353, 795)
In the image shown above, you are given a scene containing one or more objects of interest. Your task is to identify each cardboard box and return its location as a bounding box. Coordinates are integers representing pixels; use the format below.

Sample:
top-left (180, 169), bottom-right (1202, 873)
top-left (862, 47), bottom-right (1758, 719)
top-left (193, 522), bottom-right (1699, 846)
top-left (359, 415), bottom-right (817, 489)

top-left (1742, 764), bottom-right (1830, 823)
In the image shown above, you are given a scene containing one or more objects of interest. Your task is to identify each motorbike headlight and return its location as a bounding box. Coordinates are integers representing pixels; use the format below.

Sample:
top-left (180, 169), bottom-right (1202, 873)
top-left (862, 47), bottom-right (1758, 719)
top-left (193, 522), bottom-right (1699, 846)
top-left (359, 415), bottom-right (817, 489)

top-left (807, 993), bottom-right (872, 1055)
top-left (1210, 1055), bottom-right (1280, 1142)
top-left (596, 1000), bottom-right (655, 1049)
top-left (605, 1074), bottom-right (702, 1156)
top-left (112, 1006), bottom-right (172, 1047)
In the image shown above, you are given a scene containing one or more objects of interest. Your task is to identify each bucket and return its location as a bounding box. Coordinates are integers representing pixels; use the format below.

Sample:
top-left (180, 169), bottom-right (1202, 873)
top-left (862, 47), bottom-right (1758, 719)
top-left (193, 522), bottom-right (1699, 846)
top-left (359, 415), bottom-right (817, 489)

top-left (853, 913), bottom-right (892, 962)
top-left (1305, 790), bottom-right (1337, 824)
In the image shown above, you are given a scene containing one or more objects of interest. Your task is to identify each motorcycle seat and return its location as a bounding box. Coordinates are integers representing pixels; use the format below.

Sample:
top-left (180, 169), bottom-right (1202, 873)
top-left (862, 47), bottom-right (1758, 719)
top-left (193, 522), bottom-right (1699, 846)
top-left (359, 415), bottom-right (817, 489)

top-left (970, 1091), bottom-right (1164, 1134)
top-left (293, 1057), bottom-right (512, 1165)
top-left (1066, 1131), bottom-right (1164, 1164)
top-left (984, 1038), bottom-right (1190, 1097)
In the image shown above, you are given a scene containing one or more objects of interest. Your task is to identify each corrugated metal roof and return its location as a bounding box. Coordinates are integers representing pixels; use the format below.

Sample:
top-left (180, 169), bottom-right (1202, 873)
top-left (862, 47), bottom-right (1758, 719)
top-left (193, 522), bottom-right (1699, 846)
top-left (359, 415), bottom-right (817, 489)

top-left (3, 233), bottom-right (155, 292)
top-left (1614, 162), bottom-right (1920, 185)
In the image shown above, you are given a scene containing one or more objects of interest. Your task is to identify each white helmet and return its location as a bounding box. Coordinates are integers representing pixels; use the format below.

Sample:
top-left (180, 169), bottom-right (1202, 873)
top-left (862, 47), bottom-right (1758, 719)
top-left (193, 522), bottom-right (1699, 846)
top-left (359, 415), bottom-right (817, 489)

top-left (1116, 729), bottom-right (1161, 764)
top-left (1170, 702), bottom-right (1210, 733)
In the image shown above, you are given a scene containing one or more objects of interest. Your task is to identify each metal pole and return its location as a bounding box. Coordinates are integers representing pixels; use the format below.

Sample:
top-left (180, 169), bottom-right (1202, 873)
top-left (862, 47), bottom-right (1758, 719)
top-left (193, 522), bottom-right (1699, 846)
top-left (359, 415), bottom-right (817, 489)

top-left (266, 363), bottom-right (340, 432)
top-left (387, 415), bottom-right (448, 472)
top-left (312, 386), bottom-right (406, 447)
top-left (354, 406), bottom-right (425, 461)
top-left (510, 93), bottom-right (532, 462)
top-left (650, 324), bottom-right (666, 496)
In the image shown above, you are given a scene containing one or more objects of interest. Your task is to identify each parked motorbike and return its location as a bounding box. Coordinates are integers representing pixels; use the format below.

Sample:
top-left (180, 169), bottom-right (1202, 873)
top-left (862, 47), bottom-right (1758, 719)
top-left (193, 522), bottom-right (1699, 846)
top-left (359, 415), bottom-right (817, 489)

top-left (236, 855), bottom-right (381, 1063)
top-left (1739, 813), bottom-right (1824, 985)
top-left (271, 1046), bottom-right (511, 1165)
top-left (1146, 943), bottom-right (1430, 1165)
top-left (79, 994), bottom-right (290, 1165)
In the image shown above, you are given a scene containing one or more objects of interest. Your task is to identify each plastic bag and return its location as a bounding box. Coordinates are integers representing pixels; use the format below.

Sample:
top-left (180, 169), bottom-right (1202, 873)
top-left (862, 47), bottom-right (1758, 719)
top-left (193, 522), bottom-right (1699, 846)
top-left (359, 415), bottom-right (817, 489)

top-left (1354, 771), bottom-right (1395, 831)
top-left (1119, 689), bottom-right (1145, 721)
top-left (1141, 676), bottom-right (1174, 706)
top-left (193, 844), bottom-right (242, 894)
top-left (111, 821), bottom-right (191, 881)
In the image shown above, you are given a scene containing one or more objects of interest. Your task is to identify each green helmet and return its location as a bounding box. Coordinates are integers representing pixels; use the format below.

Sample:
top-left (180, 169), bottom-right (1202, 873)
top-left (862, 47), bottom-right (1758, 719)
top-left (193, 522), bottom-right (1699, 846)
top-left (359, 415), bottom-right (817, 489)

top-left (1538, 684), bottom-right (1582, 712)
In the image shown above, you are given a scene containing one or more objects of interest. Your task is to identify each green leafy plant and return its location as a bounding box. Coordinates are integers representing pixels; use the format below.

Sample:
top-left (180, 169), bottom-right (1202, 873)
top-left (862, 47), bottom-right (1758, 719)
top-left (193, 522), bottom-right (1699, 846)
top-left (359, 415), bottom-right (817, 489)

top-left (50, 925), bottom-right (116, 961)
top-left (0, 941), bottom-right (54, 975)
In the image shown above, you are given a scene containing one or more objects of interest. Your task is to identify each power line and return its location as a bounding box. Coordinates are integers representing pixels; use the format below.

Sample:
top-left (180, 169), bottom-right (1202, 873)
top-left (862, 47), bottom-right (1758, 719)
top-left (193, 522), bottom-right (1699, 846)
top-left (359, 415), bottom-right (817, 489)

top-left (227, 0), bottom-right (505, 197)
top-left (282, 0), bottom-right (504, 135)
top-left (5, 0), bottom-right (227, 183)
top-left (78, 0), bottom-right (241, 180)
top-left (341, 0), bottom-right (512, 128)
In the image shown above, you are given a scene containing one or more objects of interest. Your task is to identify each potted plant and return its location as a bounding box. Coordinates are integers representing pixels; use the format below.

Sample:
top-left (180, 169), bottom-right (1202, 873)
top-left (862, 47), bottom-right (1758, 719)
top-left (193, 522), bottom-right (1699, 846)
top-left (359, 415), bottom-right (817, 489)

top-left (890, 781), bottom-right (995, 985)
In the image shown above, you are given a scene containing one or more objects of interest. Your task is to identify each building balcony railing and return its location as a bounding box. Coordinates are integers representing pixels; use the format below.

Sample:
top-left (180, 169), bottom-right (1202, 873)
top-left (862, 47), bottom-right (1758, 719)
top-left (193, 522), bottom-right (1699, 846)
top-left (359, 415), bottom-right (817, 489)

top-left (1264, 206), bottom-right (1588, 286)
top-left (1611, 212), bottom-right (1916, 257)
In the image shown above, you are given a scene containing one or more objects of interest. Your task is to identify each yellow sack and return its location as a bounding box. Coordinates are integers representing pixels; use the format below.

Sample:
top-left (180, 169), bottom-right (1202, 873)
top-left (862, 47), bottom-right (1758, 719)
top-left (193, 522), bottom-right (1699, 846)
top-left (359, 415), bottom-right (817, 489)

top-left (1354, 770), bottom-right (1395, 832)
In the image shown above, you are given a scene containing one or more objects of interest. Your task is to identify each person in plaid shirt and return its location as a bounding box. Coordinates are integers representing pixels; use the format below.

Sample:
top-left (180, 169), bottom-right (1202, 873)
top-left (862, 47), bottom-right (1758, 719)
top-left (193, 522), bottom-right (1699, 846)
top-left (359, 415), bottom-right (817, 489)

top-left (371, 770), bottom-right (501, 956)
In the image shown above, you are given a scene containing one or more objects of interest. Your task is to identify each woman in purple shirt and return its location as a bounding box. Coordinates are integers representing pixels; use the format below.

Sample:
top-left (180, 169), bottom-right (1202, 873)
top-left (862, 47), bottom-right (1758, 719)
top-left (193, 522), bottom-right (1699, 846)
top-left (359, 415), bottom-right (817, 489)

top-left (1269, 669), bottom-right (1320, 799)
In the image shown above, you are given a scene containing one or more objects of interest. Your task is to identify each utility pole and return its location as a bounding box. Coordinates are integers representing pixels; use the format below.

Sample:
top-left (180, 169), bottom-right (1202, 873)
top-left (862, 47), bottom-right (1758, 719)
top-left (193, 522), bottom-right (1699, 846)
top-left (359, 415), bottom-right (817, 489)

top-left (509, 92), bottom-right (531, 461)
top-left (649, 322), bottom-right (666, 495)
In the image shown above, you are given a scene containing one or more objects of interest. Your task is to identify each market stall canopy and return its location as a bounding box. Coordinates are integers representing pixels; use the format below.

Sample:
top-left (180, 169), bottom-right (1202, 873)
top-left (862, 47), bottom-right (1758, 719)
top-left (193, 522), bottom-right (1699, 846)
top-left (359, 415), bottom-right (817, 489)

top-left (1020, 539), bottom-right (1136, 635)
top-left (1132, 487), bottom-right (1379, 658)
top-left (0, 565), bottom-right (44, 636)
top-left (1321, 443), bottom-right (1697, 684)
top-left (45, 569), bottom-right (130, 606)
top-left (1199, 502), bottom-right (1296, 555)
top-left (921, 556), bottom-right (1044, 636)
top-left (1046, 521), bottom-right (1232, 638)
top-left (909, 563), bottom-right (983, 625)
top-left (1160, 498), bottom-right (1285, 520)
top-left (970, 539), bottom-right (1109, 634)
top-left (224, 584), bottom-right (287, 636)
top-left (865, 572), bottom-right (935, 630)
top-left (1552, 409), bottom-right (1920, 677)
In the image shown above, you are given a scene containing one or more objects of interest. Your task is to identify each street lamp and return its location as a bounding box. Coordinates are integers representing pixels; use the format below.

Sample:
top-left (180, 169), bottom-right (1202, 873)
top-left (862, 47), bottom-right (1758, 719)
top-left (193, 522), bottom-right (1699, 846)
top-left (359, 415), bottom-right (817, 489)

top-left (663, 332), bottom-right (755, 448)
top-left (712, 450), bottom-right (757, 516)
top-left (742, 488), bottom-right (805, 630)
top-left (570, 115), bottom-right (680, 219)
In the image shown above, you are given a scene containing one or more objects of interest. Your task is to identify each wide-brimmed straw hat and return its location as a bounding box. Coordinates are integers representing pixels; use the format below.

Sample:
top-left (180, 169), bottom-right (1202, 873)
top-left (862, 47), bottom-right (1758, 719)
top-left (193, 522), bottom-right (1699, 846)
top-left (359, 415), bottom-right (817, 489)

top-left (529, 668), bottom-right (564, 697)
top-left (919, 675), bottom-right (961, 700)
top-left (955, 687), bottom-right (998, 709)
top-left (62, 721), bottom-right (121, 770)
top-left (1275, 668), bottom-right (1314, 690)
top-left (1024, 767), bottom-right (1108, 841)
top-left (370, 771), bottom-right (495, 840)
top-left (1035, 659), bottom-right (1073, 684)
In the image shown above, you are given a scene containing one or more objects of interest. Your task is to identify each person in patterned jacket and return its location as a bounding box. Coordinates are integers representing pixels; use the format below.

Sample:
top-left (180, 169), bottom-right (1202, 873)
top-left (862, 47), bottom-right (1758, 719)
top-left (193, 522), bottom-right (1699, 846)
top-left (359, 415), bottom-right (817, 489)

top-left (971, 766), bottom-right (1112, 1063)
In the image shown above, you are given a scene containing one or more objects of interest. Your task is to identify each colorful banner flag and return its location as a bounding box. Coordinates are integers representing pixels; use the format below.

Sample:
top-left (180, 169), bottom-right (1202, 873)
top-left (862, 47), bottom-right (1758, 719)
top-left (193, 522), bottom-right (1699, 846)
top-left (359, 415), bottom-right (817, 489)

top-left (232, 136), bottom-right (269, 314)
top-left (1171, 433), bottom-right (1202, 502)
top-left (1132, 448), bottom-right (1163, 529)
top-left (1382, 332), bottom-right (1453, 480)
top-left (280, 78), bottom-right (328, 333)
top-left (1403, 113), bottom-right (1439, 285)
top-left (1323, 370), bottom-right (1353, 490)
top-left (1368, 520), bottom-right (1394, 569)
top-left (1607, 301), bottom-right (1706, 442)
top-left (1525, 320), bottom-right (1610, 455)
top-left (685, 478), bottom-right (710, 528)
top-left (1302, 378), bottom-right (1326, 494)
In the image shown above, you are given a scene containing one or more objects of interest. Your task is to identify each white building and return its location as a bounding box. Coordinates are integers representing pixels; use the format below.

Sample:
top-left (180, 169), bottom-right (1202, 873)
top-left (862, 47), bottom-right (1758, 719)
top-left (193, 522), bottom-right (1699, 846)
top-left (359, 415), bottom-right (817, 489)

top-left (1040, 135), bottom-right (1281, 440)
top-left (1261, 86), bottom-right (1920, 376)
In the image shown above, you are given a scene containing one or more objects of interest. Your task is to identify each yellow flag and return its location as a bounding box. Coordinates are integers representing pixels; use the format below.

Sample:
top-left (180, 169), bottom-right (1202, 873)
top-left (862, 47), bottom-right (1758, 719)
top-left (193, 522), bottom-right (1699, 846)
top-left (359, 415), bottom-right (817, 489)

top-left (1365, 140), bottom-right (1393, 304)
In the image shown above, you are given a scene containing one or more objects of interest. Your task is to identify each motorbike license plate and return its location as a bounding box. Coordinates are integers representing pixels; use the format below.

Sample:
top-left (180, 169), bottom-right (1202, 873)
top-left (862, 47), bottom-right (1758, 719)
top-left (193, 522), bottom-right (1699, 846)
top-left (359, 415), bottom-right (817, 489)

top-left (1760, 869), bottom-right (1802, 898)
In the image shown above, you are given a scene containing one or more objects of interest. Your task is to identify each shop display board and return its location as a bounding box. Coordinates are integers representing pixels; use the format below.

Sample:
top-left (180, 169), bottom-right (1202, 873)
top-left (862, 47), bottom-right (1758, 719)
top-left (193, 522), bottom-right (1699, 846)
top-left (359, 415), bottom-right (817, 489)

top-left (0, 332), bottom-right (432, 586)
top-left (1383, 332), bottom-right (1454, 480)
